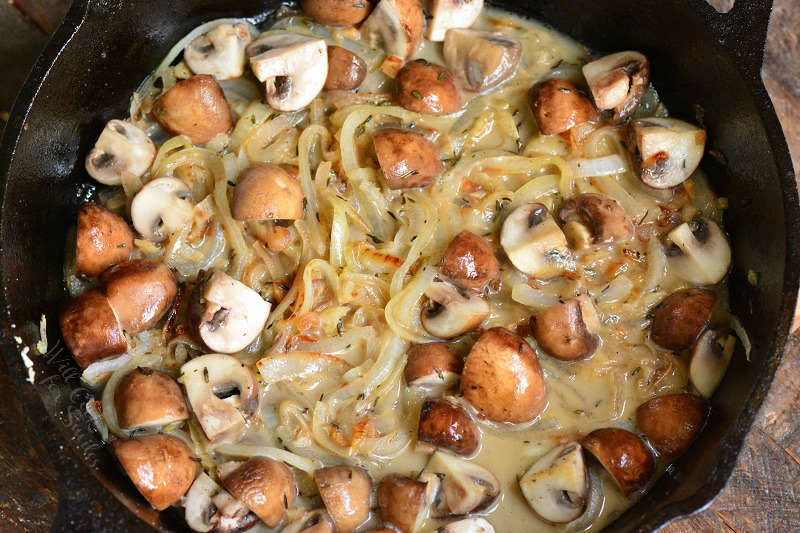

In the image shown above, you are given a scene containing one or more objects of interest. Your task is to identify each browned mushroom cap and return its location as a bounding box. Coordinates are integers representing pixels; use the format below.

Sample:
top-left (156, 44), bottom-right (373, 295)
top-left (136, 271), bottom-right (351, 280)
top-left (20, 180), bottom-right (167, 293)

top-left (418, 398), bottom-right (480, 456)
top-left (114, 367), bottom-right (189, 430)
top-left (557, 193), bottom-right (634, 247)
top-left (325, 46), bottom-right (367, 91)
top-left (112, 434), bottom-right (196, 510)
top-left (440, 231), bottom-right (499, 292)
top-left (582, 51), bottom-right (650, 123)
top-left (152, 75), bottom-right (233, 144)
top-left (373, 128), bottom-right (443, 189)
top-left (300, 0), bottom-right (373, 26)
top-left (460, 327), bottom-right (547, 424)
top-left (529, 79), bottom-right (598, 135)
top-left (75, 203), bottom-right (133, 277)
top-left (636, 393), bottom-right (709, 461)
top-left (377, 474), bottom-right (433, 533)
top-left (396, 60), bottom-right (461, 115)
top-left (232, 164), bottom-right (305, 221)
top-left (60, 290), bottom-right (128, 368)
top-left (404, 341), bottom-right (463, 387)
top-left (314, 466), bottom-right (372, 532)
top-left (222, 457), bottom-right (296, 527)
top-left (530, 295), bottom-right (601, 361)
top-left (650, 288), bottom-right (716, 351)
top-left (101, 259), bottom-right (178, 334)
top-left (581, 427), bottom-right (654, 496)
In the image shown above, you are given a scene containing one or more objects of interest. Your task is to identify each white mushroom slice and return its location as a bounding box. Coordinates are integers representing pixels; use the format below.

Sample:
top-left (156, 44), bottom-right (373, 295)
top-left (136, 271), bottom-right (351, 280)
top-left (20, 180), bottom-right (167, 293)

top-left (582, 51), bottom-right (650, 121)
top-left (628, 118), bottom-right (706, 189)
top-left (130, 177), bottom-right (194, 242)
top-left (85, 120), bottom-right (155, 186)
top-left (185, 472), bottom-right (254, 533)
top-left (361, 0), bottom-right (424, 59)
top-left (689, 329), bottom-right (736, 398)
top-left (194, 270), bottom-right (271, 354)
top-left (667, 217), bottom-right (731, 285)
top-left (424, 451), bottom-right (501, 518)
top-left (248, 34), bottom-right (328, 111)
top-left (427, 0), bottom-right (484, 42)
top-left (185, 23), bottom-right (253, 81)
top-left (500, 203), bottom-right (571, 279)
top-left (437, 518), bottom-right (496, 533)
top-left (519, 442), bottom-right (589, 524)
top-left (179, 353), bottom-right (259, 444)
top-left (443, 29), bottom-right (522, 92)
top-left (421, 281), bottom-right (489, 339)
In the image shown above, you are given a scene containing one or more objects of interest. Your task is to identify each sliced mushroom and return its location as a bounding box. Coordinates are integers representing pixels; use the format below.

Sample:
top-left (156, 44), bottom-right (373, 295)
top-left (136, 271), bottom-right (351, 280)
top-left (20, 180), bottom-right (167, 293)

top-left (582, 51), bottom-right (650, 122)
top-left (437, 518), bottom-right (495, 533)
top-left (440, 231), bottom-right (499, 292)
top-left (300, 0), bottom-right (373, 26)
top-left (232, 164), bottom-right (304, 221)
top-left (427, 0), bottom-right (483, 41)
top-left (396, 60), bottom-right (462, 115)
top-left (376, 473), bottom-right (437, 533)
top-left (60, 290), bottom-right (128, 369)
top-left (530, 295), bottom-right (601, 361)
top-left (75, 202), bottom-right (133, 277)
top-left (581, 428), bottom-right (654, 496)
top-left (190, 269), bottom-right (271, 354)
top-left (221, 457), bottom-right (296, 528)
top-left (459, 327), bottom-right (547, 424)
top-left (314, 466), bottom-right (372, 532)
top-left (179, 353), bottom-right (259, 444)
top-left (418, 397), bottom-right (480, 456)
top-left (283, 510), bottom-right (335, 533)
top-left (373, 128), bottom-right (444, 189)
top-left (500, 203), bottom-right (571, 279)
top-left (248, 34), bottom-right (328, 111)
top-left (424, 451), bottom-right (501, 517)
top-left (85, 120), bottom-right (156, 186)
top-left (325, 46), bottom-right (367, 91)
top-left (101, 259), bottom-right (178, 334)
top-left (184, 472), bottom-right (256, 533)
top-left (689, 328), bottom-right (736, 398)
top-left (636, 393), bottom-right (709, 460)
top-left (130, 177), bottom-right (194, 242)
top-left (650, 288), bottom-right (716, 351)
top-left (152, 75), bottom-right (233, 144)
top-left (666, 216), bottom-right (731, 285)
top-left (113, 434), bottom-right (196, 510)
top-left (627, 118), bottom-right (706, 189)
top-left (185, 23), bottom-right (252, 80)
top-left (557, 193), bottom-right (634, 247)
top-left (529, 79), bottom-right (598, 135)
top-left (519, 442), bottom-right (588, 524)
top-left (361, 0), bottom-right (424, 59)
top-left (443, 29), bottom-right (521, 93)
top-left (421, 281), bottom-right (489, 339)
top-left (114, 367), bottom-right (188, 430)
top-left (404, 342), bottom-right (463, 388)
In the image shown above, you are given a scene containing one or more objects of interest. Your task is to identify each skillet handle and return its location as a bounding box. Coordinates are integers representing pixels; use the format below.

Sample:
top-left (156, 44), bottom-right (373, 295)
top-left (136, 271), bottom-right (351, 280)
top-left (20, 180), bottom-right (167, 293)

top-left (701, 0), bottom-right (773, 77)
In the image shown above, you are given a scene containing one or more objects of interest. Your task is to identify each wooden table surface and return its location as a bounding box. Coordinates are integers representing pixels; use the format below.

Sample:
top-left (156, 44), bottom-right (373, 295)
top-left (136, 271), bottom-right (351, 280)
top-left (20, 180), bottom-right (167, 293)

top-left (2, 0), bottom-right (799, 531)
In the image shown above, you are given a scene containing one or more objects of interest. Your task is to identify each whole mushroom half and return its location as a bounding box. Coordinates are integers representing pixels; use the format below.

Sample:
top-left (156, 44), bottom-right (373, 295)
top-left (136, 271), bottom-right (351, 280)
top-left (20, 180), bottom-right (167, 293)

top-left (130, 177), bottom-right (194, 242)
top-left (300, 0), bottom-right (373, 27)
top-left (427, 0), bottom-right (483, 41)
top-left (443, 29), bottom-right (522, 93)
top-left (373, 128), bottom-right (444, 189)
top-left (529, 79), bottom-right (598, 135)
top-left (361, 0), bottom-right (424, 59)
top-left (85, 119), bottom-right (156, 186)
top-left (689, 328), bottom-right (736, 398)
top-left (184, 472), bottom-right (257, 533)
top-left (460, 327), bottom-right (547, 424)
top-left (421, 281), bottom-right (489, 339)
top-left (582, 51), bottom-right (650, 122)
top-left (424, 451), bottom-right (501, 518)
top-left (396, 59), bottom-right (462, 115)
top-left (325, 46), bottom-right (368, 91)
top-left (190, 269), bottom-right (271, 354)
top-left (232, 164), bottom-right (304, 221)
top-left (221, 457), bottom-right (296, 528)
top-left (437, 518), bottom-right (495, 533)
top-left (519, 442), bottom-right (589, 524)
top-left (101, 259), bottom-right (178, 334)
top-left (530, 295), bottom-right (602, 361)
top-left (500, 203), bottom-right (571, 279)
top-left (418, 397), bottom-right (481, 457)
top-left (581, 428), bottom-right (654, 496)
top-left (60, 290), bottom-right (128, 368)
top-left (627, 118), bottom-right (706, 189)
top-left (75, 202), bottom-right (133, 277)
top-left (248, 34), bottom-right (328, 111)
top-left (185, 23), bottom-right (252, 80)
top-left (557, 193), bottom-right (634, 247)
top-left (650, 288), bottom-right (716, 351)
top-left (440, 231), bottom-right (499, 292)
top-left (666, 216), bottom-right (731, 285)
top-left (113, 434), bottom-right (196, 510)
top-left (114, 367), bottom-right (188, 430)
top-left (314, 465), bottom-right (372, 532)
top-left (636, 393), bottom-right (709, 460)
top-left (404, 341), bottom-right (463, 388)
top-left (377, 473), bottom-right (438, 533)
top-left (152, 75), bottom-right (233, 144)
top-left (179, 353), bottom-right (259, 444)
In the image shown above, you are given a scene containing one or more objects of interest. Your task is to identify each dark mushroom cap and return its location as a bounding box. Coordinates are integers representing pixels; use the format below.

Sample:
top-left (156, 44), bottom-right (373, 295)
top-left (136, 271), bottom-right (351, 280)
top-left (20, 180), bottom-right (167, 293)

top-left (114, 367), bottom-right (189, 430)
top-left (222, 457), bottom-right (296, 527)
top-left (650, 288), bottom-right (716, 351)
top-left (75, 202), bottom-right (133, 277)
top-left (581, 427), bottom-right (654, 496)
top-left (404, 341), bottom-right (463, 385)
top-left (60, 290), bottom-right (127, 369)
top-left (314, 465), bottom-right (372, 532)
top-left (529, 79), bottom-right (598, 135)
top-left (396, 60), bottom-right (461, 115)
top-left (636, 393), bottom-right (709, 460)
top-left (376, 474), bottom-right (428, 533)
top-left (325, 46), bottom-right (367, 91)
top-left (101, 259), bottom-right (178, 334)
top-left (152, 74), bottom-right (233, 144)
top-left (300, 0), bottom-right (373, 26)
top-left (557, 193), bottom-right (634, 246)
top-left (418, 398), bottom-right (480, 456)
top-left (530, 295), bottom-right (601, 361)
top-left (440, 231), bottom-right (499, 292)
top-left (373, 128), bottom-right (443, 189)
top-left (232, 164), bottom-right (305, 221)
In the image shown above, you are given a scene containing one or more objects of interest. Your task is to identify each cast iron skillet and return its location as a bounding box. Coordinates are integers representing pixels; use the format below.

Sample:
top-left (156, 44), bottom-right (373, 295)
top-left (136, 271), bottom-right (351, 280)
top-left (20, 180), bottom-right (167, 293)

top-left (0, 0), bottom-right (797, 531)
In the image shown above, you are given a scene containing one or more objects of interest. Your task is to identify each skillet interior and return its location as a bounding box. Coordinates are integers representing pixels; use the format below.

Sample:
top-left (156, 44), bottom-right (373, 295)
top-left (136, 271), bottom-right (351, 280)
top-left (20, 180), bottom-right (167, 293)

top-left (0, 0), bottom-right (796, 531)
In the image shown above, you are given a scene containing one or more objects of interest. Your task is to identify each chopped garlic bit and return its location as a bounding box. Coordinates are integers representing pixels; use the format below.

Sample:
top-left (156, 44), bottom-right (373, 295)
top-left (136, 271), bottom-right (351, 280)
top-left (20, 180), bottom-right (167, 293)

top-left (36, 314), bottom-right (48, 354)
top-left (20, 346), bottom-right (35, 384)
